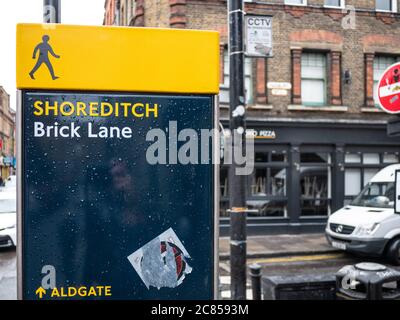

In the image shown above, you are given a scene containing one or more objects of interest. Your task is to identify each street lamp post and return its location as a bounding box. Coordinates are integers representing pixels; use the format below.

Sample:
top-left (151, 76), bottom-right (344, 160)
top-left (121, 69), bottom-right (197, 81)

top-left (228, 0), bottom-right (247, 301)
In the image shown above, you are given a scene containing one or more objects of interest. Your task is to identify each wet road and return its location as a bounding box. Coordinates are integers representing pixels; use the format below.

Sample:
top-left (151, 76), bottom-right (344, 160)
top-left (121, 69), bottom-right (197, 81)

top-left (0, 248), bottom-right (16, 300)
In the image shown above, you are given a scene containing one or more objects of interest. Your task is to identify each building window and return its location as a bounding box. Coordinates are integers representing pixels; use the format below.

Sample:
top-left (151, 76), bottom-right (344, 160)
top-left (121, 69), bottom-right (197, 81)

top-left (376, 0), bottom-right (397, 11)
top-left (300, 151), bottom-right (331, 216)
top-left (373, 55), bottom-right (396, 105)
top-left (325, 0), bottom-right (344, 7)
top-left (301, 52), bottom-right (327, 106)
top-left (220, 148), bottom-right (288, 218)
top-left (127, 0), bottom-right (136, 26)
top-left (247, 149), bottom-right (288, 217)
top-left (219, 167), bottom-right (229, 217)
top-left (220, 167), bottom-right (228, 199)
top-left (220, 50), bottom-right (253, 105)
top-left (285, 0), bottom-right (307, 5)
top-left (345, 169), bottom-right (361, 197)
top-left (344, 150), bottom-right (399, 205)
top-left (121, 3), bottom-right (126, 26)
top-left (383, 153), bottom-right (399, 163)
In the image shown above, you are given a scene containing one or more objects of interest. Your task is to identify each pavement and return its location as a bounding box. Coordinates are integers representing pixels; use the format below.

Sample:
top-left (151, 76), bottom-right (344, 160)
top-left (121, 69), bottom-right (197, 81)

top-left (0, 233), bottom-right (382, 300)
top-left (219, 233), bottom-right (338, 260)
top-left (218, 232), bottom-right (342, 299)
top-left (218, 233), bottom-right (400, 299)
top-left (0, 248), bottom-right (16, 300)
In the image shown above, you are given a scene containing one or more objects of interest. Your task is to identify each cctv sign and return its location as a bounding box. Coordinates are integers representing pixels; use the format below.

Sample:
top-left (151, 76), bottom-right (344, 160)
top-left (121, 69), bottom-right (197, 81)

top-left (245, 15), bottom-right (273, 57)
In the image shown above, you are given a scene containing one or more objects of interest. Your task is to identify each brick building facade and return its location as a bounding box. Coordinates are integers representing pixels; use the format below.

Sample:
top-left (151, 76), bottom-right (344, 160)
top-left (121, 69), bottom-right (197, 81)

top-left (105, 0), bottom-right (400, 234)
top-left (0, 87), bottom-right (16, 181)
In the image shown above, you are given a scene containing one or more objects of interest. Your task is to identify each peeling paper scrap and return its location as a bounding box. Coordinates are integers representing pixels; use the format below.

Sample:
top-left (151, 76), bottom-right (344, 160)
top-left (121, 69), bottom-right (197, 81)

top-left (127, 228), bottom-right (192, 290)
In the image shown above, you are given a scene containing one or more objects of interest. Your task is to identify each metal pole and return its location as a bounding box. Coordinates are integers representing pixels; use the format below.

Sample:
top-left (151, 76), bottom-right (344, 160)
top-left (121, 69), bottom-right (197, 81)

top-left (249, 263), bottom-right (262, 300)
top-left (43, 0), bottom-right (61, 23)
top-left (228, 0), bottom-right (247, 300)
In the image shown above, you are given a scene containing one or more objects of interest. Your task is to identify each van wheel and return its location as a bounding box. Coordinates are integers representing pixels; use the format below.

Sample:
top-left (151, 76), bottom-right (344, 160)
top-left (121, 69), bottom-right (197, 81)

top-left (386, 238), bottom-right (400, 266)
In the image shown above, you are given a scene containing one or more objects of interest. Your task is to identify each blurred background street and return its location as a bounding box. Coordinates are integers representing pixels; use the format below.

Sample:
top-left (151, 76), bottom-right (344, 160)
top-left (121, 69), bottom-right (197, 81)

top-left (0, 248), bottom-right (16, 300)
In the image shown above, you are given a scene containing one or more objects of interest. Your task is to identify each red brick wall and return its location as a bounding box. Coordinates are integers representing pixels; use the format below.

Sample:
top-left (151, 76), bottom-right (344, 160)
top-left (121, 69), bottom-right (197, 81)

top-left (106, 0), bottom-right (400, 120)
top-left (330, 51), bottom-right (342, 106)
top-left (170, 0), bottom-right (187, 28)
top-left (364, 53), bottom-right (375, 108)
top-left (104, 0), bottom-right (116, 25)
top-left (256, 58), bottom-right (267, 104)
top-left (291, 49), bottom-right (302, 105)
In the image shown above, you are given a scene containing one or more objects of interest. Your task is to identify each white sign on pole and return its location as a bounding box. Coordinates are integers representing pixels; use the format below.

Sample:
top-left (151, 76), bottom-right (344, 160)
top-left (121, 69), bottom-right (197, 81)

top-left (395, 170), bottom-right (400, 214)
top-left (245, 15), bottom-right (273, 57)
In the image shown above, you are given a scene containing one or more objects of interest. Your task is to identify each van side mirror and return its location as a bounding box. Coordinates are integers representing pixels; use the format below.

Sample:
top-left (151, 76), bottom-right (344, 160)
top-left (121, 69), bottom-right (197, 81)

top-left (395, 170), bottom-right (400, 214)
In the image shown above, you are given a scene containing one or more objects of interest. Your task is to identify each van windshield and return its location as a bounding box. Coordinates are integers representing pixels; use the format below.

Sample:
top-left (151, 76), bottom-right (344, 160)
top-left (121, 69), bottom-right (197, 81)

top-left (351, 182), bottom-right (394, 208)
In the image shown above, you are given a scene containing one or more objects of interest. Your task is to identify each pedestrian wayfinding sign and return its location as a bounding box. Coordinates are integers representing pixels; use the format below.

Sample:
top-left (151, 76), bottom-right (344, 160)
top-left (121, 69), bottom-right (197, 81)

top-left (377, 62), bottom-right (400, 114)
top-left (17, 24), bottom-right (219, 300)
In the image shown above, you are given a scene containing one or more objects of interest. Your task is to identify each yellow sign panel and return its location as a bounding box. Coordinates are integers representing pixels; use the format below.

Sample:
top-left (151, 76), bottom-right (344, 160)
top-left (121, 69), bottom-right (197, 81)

top-left (16, 24), bottom-right (220, 94)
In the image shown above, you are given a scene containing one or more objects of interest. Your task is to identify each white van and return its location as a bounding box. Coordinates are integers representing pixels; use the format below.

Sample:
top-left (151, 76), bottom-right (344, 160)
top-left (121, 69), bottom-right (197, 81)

top-left (326, 164), bottom-right (400, 265)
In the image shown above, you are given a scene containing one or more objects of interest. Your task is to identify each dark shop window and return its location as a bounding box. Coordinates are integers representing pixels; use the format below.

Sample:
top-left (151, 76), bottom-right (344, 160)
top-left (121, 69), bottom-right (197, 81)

top-left (344, 150), bottom-right (399, 205)
top-left (220, 167), bottom-right (229, 217)
top-left (246, 149), bottom-right (288, 218)
top-left (300, 151), bottom-right (331, 216)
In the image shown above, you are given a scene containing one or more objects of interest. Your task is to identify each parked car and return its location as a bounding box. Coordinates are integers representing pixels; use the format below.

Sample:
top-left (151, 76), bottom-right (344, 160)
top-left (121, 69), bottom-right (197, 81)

top-left (0, 191), bottom-right (16, 248)
top-left (326, 164), bottom-right (400, 265)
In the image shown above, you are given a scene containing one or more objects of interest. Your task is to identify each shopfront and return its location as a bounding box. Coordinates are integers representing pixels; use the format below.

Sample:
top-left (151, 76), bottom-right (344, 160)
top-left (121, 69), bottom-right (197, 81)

top-left (0, 156), bottom-right (16, 182)
top-left (220, 118), bottom-right (400, 235)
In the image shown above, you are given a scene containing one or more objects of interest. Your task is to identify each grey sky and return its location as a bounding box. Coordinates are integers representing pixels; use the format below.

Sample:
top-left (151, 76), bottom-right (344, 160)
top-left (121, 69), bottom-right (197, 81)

top-left (0, 0), bottom-right (105, 110)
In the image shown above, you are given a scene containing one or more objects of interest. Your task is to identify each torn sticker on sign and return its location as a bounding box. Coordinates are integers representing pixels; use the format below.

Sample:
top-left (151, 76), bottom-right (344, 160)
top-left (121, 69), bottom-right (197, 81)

top-left (127, 228), bottom-right (192, 290)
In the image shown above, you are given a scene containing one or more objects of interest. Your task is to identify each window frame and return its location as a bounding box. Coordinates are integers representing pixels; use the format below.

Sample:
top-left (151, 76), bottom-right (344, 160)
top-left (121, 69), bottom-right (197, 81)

top-left (247, 148), bottom-right (289, 218)
top-left (220, 146), bottom-right (290, 219)
top-left (120, 1), bottom-right (126, 26)
top-left (324, 0), bottom-right (345, 9)
top-left (127, 0), bottom-right (136, 26)
top-left (343, 149), bottom-right (400, 204)
top-left (284, 0), bottom-right (308, 6)
top-left (373, 54), bottom-right (397, 106)
top-left (375, 0), bottom-right (397, 12)
top-left (299, 147), bottom-right (333, 217)
top-left (300, 51), bottom-right (328, 107)
top-left (249, 151), bottom-right (289, 198)
top-left (220, 48), bottom-right (254, 105)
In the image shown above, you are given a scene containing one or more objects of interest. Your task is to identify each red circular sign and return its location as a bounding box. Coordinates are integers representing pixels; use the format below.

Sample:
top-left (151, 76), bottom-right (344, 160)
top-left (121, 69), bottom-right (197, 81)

top-left (377, 62), bottom-right (400, 114)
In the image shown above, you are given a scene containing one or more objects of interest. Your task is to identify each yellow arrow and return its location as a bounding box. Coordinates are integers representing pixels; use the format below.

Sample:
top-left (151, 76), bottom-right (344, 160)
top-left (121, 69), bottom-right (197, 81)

top-left (35, 287), bottom-right (46, 299)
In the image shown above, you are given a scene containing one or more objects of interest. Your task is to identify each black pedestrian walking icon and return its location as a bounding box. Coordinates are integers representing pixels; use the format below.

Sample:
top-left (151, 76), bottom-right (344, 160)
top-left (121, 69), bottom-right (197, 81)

top-left (29, 35), bottom-right (60, 80)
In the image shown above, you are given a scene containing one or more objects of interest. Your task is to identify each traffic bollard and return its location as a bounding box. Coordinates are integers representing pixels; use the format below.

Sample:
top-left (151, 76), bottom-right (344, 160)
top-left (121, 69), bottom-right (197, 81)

top-left (249, 263), bottom-right (262, 300)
